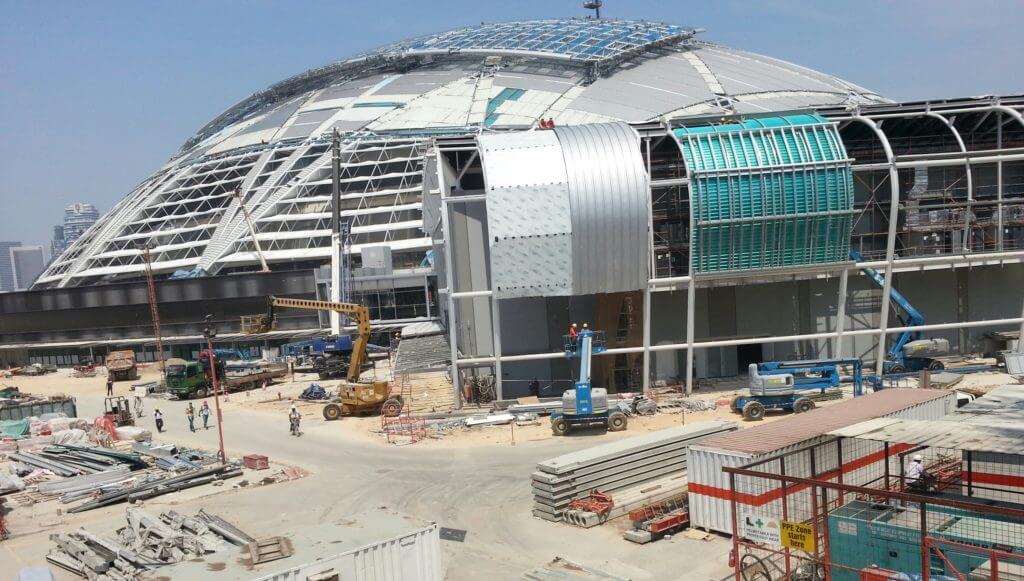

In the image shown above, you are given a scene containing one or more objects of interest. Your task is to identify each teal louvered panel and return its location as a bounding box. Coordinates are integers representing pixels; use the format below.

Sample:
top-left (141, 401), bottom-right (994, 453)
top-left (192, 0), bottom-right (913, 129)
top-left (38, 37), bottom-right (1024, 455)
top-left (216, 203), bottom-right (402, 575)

top-left (674, 114), bottom-right (855, 274)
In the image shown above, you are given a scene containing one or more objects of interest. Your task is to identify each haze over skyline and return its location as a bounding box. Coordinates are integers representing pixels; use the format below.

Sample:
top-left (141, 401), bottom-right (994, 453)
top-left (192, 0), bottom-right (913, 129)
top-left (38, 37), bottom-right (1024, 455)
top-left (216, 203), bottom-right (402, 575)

top-left (2, 0), bottom-right (1021, 248)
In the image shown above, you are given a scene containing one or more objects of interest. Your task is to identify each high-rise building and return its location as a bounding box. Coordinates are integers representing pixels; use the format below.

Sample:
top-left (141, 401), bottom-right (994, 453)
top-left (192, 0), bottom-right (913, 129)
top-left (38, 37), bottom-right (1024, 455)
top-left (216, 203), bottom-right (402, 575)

top-left (51, 203), bottom-right (99, 257)
top-left (51, 225), bottom-right (65, 258)
top-left (10, 246), bottom-right (45, 290)
top-left (0, 241), bottom-right (20, 292)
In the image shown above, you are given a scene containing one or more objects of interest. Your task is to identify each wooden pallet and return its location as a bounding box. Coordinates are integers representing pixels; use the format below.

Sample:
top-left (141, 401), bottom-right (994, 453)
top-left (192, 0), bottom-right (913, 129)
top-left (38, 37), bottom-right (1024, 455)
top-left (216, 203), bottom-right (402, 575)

top-left (247, 536), bottom-right (294, 565)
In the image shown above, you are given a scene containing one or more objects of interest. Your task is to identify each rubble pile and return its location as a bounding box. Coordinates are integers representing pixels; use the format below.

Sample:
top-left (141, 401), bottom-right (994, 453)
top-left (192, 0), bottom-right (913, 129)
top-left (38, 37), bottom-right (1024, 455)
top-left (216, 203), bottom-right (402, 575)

top-left (46, 507), bottom-right (253, 580)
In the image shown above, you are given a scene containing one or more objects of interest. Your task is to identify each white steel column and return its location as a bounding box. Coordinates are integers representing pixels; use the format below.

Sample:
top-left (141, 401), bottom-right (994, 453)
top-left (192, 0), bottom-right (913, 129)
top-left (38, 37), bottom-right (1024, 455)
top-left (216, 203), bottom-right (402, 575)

top-left (642, 137), bottom-right (655, 392)
top-left (436, 155), bottom-right (463, 409)
top-left (685, 279), bottom-right (696, 395)
top-left (997, 113), bottom-right (1004, 250)
top-left (854, 116), bottom-right (901, 377)
top-left (329, 130), bottom-right (343, 335)
top-left (491, 296), bottom-right (503, 400)
top-left (834, 268), bottom-right (849, 358)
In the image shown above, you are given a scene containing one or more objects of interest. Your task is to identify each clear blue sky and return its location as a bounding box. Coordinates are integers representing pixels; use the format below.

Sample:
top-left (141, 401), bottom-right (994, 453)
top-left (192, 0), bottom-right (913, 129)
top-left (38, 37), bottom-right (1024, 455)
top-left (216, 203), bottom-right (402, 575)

top-left (2, 0), bottom-right (1021, 249)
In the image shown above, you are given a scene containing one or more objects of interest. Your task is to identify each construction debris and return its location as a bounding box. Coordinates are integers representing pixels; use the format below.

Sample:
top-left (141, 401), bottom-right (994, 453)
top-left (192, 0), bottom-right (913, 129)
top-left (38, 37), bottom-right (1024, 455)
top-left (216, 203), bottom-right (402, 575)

top-left (623, 495), bottom-right (689, 544)
top-left (522, 557), bottom-right (629, 581)
top-left (531, 420), bottom-right (735, 523)
top-left (45, 507), bottom-right (251, 579)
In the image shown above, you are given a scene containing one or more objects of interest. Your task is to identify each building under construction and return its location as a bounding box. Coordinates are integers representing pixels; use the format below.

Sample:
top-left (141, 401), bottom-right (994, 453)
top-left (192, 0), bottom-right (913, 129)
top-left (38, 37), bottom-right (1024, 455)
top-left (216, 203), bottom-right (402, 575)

top-left (0, 18), bottom-right (1020, 397)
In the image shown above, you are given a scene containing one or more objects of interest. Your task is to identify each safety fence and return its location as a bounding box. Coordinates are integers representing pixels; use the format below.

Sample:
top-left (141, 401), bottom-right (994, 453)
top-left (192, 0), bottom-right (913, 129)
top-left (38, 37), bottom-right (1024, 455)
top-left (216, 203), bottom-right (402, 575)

top-left (723, 437), bottom-right (1024, 580)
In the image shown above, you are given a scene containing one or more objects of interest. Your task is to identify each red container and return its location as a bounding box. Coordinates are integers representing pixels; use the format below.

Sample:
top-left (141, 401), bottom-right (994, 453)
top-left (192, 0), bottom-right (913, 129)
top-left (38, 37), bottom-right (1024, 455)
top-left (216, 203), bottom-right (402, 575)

top-left (243, 454), bottom-right (269, 470)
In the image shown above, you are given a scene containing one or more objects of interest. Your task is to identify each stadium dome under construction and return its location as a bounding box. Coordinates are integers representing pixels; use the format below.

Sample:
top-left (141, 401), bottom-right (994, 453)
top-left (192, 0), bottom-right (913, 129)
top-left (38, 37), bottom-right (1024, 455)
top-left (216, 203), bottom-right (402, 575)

top-left (36, 18), bottom-right (888, 289)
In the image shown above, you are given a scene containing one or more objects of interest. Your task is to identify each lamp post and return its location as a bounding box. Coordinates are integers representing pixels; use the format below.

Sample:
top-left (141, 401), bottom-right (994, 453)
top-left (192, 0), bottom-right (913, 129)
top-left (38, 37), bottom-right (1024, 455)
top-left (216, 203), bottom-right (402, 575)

top-left (202, 315), bottom-right (227, 465)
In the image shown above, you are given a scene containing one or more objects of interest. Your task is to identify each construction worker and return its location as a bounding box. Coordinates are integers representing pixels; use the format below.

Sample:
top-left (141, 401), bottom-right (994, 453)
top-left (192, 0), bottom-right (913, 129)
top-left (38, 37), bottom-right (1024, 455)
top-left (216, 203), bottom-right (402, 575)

top-left (106, 378), bottom-right (113, 397)
top-left (186, 402), bottom-right (196, 432)
top-left (199, 401), bottom-right (211, 430)
top-left (153, 408), bottom-right (164, 433)
top-left (289, 404), bottom-right (302, 436)
top-left (582, 322), bottom-right (590, 334)
top-left (905, 454), bottom-right (931, 491)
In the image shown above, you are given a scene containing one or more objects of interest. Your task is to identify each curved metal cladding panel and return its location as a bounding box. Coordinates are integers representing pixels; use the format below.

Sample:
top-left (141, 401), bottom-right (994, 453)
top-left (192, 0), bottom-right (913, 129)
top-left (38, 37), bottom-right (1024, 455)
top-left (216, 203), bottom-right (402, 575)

top-left (673, 114), bottom-right (854, 273)
top-left (554, 122), bottom-right (650, 295)
top-left (477, 131), bottom-right (574, 298)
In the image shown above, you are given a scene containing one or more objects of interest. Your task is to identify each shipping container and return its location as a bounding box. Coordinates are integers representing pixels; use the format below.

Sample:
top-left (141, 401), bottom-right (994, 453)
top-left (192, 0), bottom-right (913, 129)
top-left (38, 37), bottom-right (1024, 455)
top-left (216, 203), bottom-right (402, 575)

top-left (687, 389), bottom-right (955, 534)
top-left (146, 511), bottom-right (443, 581)
top-left (0, 397), bottom-right (77, 421)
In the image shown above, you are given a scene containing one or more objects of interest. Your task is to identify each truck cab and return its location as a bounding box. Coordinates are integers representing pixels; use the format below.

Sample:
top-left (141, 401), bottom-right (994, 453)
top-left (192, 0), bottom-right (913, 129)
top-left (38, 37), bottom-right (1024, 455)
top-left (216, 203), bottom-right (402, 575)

top-left (166, 359), bottom-right (208, 398)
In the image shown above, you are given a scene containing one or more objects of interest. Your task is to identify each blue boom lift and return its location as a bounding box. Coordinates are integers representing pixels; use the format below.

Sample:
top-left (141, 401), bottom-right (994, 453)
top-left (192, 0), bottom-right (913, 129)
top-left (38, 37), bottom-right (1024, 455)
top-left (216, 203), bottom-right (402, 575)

top-left (731, 358), bottom-right (864, 421)
top-left (550, 329), bottom-right (629, 436)
top-left (851, 249), bottom-right (949, 374)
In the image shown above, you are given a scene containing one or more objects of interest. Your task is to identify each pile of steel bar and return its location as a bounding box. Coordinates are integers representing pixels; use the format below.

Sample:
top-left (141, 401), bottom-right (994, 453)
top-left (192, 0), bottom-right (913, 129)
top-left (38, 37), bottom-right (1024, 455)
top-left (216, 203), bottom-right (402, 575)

top-left (68, 464), bottom-right (242, 513)
top-left (46, 507), bottom-right (252, 579)
top-left (531, 420), bottom-right (735, 523)
top-left (8, 444), bottom-right (147, 478)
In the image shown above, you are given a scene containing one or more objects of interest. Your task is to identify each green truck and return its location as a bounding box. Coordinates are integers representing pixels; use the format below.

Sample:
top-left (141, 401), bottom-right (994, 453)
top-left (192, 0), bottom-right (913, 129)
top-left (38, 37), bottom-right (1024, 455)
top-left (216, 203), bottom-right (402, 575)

top-left (165, 357), bottom-right (286, 399)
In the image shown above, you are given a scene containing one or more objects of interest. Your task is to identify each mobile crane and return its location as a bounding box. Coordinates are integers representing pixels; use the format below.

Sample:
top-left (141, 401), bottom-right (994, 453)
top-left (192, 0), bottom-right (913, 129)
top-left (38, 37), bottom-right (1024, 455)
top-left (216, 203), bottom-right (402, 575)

top-left (550, 328), bottom-right (628, 436)
top-left (851, 249), bottom-right (949, 373)
top-left (241, 297), bottom-right (403, 419)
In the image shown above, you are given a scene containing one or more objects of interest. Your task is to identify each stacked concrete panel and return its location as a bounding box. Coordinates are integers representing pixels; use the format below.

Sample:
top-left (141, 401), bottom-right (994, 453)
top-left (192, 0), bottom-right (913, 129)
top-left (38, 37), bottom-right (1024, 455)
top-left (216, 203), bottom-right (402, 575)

top-left (531, 420), bottom-right (737, 522)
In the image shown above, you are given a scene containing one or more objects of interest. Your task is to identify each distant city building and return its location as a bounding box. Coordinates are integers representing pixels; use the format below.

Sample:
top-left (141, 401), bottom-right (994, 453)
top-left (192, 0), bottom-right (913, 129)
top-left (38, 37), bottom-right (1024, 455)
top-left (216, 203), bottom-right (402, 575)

top-left (10, 246), bottom-right (45, 290)
top-left (51, 225), bottom-right (65, 258)
top-left (51, 203), bottom-right (99, 257)
top-left (0, 241), bottom-right (20, 292)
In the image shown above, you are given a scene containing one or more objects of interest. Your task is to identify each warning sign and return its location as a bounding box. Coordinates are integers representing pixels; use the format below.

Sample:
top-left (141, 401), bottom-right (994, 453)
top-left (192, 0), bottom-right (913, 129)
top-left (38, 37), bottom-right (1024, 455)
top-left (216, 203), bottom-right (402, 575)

top-left (739, 512), bottom-right (781, 547)
top-left (780, 520), bottom-right (816, 552)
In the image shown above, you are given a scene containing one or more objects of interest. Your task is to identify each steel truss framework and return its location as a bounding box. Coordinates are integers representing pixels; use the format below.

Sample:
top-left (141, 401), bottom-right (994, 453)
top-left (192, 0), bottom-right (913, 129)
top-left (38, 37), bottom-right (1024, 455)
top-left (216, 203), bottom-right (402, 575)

top-left (37, 136), bottom-right (430, 287)
top-left (38, 18), bottom-right (893, 289)
top-left (436, 96), bottom-right (1024, 407)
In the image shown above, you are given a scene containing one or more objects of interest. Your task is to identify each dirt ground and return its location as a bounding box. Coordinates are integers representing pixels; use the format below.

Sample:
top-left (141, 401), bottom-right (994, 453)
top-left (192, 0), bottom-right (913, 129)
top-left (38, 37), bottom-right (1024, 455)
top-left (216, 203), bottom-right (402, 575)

top-left (2, 361), bottom-right (1019, 580)
top-left (5, 362), bottom-right (1019, 451)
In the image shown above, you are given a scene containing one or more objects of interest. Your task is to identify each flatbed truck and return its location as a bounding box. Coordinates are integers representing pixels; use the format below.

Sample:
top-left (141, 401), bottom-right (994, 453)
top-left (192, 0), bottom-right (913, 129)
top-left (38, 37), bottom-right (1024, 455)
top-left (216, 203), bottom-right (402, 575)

top-left (165, 358), bottom-right (286, 399)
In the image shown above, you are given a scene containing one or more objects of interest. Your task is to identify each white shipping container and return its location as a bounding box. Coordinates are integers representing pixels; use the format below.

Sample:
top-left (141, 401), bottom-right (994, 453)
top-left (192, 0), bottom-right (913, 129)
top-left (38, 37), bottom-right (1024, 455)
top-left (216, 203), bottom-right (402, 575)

top-left (257, 523), bottom-right (442, 581)
top-left (146, 512), bottom-right (443, 581)
top-left (687, 389), bottom-right (955, 535)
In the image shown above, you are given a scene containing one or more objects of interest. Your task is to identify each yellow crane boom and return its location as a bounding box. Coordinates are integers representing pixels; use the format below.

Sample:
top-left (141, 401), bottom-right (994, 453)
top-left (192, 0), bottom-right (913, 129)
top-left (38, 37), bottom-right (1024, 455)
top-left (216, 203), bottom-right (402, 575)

top-left (241, 296), bottom-right (372, 383)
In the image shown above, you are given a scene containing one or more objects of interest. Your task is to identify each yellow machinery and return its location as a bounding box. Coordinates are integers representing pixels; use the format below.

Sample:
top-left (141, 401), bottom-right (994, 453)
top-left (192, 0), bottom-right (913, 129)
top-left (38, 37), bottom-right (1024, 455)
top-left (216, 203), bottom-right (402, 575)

top-left (241, 297), bottom-right (402, 420)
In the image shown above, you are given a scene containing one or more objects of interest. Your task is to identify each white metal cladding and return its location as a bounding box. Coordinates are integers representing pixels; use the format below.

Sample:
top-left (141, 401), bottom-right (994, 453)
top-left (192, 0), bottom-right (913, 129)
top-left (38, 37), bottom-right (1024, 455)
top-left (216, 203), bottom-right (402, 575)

top-left (478, 131), bottom-right (574, 298)
top-left (687, 392), bottom-right (954, 535)
top-left (254, 524), bottom-right (442, 581)
top-left (554, 122), bottom-right (649, 295)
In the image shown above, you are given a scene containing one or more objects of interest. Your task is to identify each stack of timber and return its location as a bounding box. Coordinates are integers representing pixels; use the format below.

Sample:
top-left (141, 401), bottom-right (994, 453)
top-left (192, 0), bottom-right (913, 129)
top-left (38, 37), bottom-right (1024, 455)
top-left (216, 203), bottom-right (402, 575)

top-left (531, 420), bottom-right (736, 523)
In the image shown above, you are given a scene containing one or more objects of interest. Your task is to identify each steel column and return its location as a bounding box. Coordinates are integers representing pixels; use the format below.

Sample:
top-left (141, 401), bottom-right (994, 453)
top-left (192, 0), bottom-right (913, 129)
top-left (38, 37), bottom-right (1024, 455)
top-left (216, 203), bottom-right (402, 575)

top-left (491, 294), bottom-right (503, 401)
top-left (329, 130), bottom-right (343, 335)
top-left (685, 279), bottom-right (696, 395)
top-left (852, 116), bottom-right (901, 377)
top-left (437, 156), bottom-right (463, 409)
top-left (643, 137), bottom-right (655, 392)
top-left (834, 268), bottom-right (849, 358)
top-left (998, 114), bottom-right (1004, 250)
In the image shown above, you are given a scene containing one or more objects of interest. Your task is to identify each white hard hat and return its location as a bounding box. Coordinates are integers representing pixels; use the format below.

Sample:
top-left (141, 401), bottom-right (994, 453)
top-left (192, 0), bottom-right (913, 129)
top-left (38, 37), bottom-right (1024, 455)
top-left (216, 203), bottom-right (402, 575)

top-left (913, 454), bottom-right (923, 462)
